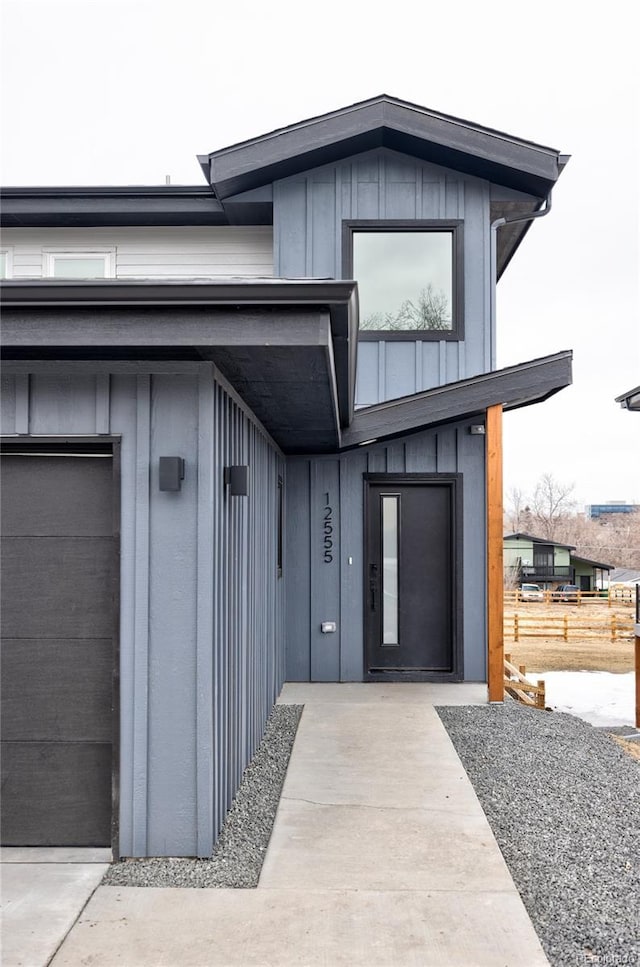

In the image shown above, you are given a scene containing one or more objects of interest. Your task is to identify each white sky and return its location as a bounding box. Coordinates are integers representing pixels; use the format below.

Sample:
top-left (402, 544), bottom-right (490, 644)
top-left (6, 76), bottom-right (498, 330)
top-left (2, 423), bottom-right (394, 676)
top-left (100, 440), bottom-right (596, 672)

top-left (2, 0), bottom-right (638, 508)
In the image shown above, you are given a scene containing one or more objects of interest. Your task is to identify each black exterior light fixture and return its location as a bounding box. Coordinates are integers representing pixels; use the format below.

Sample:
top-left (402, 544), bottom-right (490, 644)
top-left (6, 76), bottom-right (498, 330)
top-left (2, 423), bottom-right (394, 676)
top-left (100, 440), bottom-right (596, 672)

top-left (159, 456), bottom-right (185, 492)
top-left (224, 465), bottom-right (249, 497)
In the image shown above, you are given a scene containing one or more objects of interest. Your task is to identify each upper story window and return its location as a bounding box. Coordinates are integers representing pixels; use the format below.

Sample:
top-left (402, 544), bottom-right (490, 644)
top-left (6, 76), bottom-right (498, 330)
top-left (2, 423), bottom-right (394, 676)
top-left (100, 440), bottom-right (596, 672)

top-left (343, 221), bottom-right (464, 341)
top-left (44, 250), bottom-right (115, 278)
top-left (0, 248), bottom-right (12, 278)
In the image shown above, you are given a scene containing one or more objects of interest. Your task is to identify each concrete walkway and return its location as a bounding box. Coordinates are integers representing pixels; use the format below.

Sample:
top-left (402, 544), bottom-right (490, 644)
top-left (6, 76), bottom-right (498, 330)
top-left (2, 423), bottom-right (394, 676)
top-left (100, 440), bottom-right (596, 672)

top-left (50, 684), bottom-right (548, 966)
top-left (0, 847), bottom-right (110, 967)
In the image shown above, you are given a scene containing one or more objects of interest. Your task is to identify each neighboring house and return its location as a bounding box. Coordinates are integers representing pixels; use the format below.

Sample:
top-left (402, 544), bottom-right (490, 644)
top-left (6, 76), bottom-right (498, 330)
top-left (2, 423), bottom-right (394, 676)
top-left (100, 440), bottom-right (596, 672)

top-left (607, 568), bottom-right (640, 589)
top-left (0, 95), bottom-right (572, 858)
top-left (503, 533), bottom-right (611, 590)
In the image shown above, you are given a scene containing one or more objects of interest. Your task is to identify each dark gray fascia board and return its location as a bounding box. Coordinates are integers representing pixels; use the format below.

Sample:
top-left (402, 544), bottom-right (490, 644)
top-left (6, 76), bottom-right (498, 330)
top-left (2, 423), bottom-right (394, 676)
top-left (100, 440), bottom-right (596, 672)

top-left (202, 95), bottom-right (565, 200)
top-left (615, 385), bottom-right (640, 411)
top-left (571, 555), bottom-right (613, 571)
top-left (0, 277), bottom-right (357, 427)
top-left (504, 532), bottom-right (576, 550)
top-left (0, 186), bottom-right (232, 227)
top-left (340, 350), bottom-right (572, 449)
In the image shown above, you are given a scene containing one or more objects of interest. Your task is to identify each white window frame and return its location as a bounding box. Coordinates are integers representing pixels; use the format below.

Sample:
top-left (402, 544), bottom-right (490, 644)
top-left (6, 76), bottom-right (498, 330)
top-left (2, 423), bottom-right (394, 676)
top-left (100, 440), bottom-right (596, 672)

top-left (0, 247), bottom-right (13, 278)
top-left (43, 249), bottom-right (116, 279)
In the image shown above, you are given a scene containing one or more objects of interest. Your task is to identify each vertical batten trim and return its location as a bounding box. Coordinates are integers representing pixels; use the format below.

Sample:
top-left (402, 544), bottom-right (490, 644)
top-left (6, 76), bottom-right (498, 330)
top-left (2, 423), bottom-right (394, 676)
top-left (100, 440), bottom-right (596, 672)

top-left (438, 340), bottom-right (447, 386)
top-left (414, 341), bottom-right (422, 394)
top-left (132, 374), bottom-right (151, 854)
top-left (415, 163), bottom-right (422, 219)
top-left (305, 177), bottom-right (313, 275)
top-left (15, 374), bottom-right (29, 433)
top-left (378, 154), bottom-right (386, 217)
top-left (486, 404), bottom-right (504, 702)
top-left (195, 372), bottom-right (215, 856)
top-left (378, 342), bottom-right (386, 402)
top-left (96, 374), bottom-right (111, 433)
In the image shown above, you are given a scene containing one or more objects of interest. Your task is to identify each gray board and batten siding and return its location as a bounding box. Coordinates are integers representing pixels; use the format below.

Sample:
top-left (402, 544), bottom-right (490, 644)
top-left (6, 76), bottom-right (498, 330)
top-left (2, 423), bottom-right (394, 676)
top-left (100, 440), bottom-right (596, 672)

top-left (273, 146), bottom-right (525, 405)
top-left (1, 363), bottom-right (285, 858)
top-left (285, 419), bottom-right (487, 685)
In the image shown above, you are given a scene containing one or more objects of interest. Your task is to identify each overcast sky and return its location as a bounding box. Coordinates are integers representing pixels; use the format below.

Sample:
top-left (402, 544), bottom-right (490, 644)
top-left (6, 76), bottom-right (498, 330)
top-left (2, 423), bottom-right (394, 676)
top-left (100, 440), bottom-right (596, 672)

top-left (2, 0), bottom-right (638, 509)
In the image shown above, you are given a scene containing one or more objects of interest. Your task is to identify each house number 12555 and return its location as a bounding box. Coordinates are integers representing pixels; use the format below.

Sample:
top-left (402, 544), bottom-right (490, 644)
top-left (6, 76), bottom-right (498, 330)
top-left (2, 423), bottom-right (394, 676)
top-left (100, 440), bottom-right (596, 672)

top-left (323, 492), bottom-right (333, 563)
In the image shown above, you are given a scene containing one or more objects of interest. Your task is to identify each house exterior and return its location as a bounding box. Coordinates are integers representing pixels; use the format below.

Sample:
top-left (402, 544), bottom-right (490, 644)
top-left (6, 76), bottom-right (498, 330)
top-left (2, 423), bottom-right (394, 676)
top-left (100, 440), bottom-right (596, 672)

top-left (0, 95), bottom-right (572, 858)
top-left (503, 533), bottom-right (611, 590)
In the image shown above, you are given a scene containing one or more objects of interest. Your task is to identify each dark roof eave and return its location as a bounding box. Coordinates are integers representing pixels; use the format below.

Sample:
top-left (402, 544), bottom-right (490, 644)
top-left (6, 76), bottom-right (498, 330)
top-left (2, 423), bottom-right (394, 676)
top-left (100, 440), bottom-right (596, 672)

top-left (504, 533), bottom-right (576, 550)
top-left (571, 556), bottom-right (614, 571)
top-left (0, 277), bottom-right (358, 427)
top-left (203, 95), bottom-right (565, 200)
top-left (341, 351), bottom-right (573, 449)
top-left (0, 186), bottom-right (231, 227)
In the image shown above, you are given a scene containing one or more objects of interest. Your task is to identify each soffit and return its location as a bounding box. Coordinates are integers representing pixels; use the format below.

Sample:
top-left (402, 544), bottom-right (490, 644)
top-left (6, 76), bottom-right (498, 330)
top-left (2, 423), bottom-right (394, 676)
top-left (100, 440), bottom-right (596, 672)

top-left (0, 278), bottom-right (357, 454)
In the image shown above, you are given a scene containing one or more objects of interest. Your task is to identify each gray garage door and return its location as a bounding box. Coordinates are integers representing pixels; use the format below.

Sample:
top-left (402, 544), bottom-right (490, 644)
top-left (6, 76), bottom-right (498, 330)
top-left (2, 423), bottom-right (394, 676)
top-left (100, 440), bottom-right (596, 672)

top-left (1, 450), bottom-right (115, 846)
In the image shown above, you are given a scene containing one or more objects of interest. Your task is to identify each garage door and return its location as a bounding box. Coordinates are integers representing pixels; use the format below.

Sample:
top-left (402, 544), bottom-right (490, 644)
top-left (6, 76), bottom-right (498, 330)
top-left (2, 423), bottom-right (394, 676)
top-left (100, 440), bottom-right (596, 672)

top-left (1, 450), bottom-right (115, 846)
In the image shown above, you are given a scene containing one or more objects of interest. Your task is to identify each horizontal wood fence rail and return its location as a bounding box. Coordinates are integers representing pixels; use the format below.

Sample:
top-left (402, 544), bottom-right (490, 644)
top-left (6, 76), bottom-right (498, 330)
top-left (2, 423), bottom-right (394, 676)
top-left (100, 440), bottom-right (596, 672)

top-left (504, 589), bottom-right (635, 606)
top-left (504, 654), bottom-right (546, 709)
top-left (504, 614), bottom-right (635, 642)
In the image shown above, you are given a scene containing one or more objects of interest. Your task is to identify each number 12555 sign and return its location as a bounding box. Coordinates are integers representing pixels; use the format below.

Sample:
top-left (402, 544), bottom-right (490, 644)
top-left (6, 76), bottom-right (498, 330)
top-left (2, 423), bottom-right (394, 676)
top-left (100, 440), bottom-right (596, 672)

top-left (323, 492), bottom-right (333, 563)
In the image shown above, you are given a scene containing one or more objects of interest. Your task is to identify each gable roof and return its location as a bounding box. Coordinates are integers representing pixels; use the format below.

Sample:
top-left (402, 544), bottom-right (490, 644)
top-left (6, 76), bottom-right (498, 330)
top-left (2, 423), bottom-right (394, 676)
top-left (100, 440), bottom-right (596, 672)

top-left (504, 533), bottom-right (576, 550)
top-left (198, 94), bottom-right (568, 200)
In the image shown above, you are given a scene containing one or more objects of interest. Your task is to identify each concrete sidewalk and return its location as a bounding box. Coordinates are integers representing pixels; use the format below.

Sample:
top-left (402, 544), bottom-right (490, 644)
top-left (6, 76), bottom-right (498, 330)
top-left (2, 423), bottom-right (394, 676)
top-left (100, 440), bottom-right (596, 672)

top-left (0, 847), bottom-right (110, 967)
top-left (51, 684), bottom-right (548, 966)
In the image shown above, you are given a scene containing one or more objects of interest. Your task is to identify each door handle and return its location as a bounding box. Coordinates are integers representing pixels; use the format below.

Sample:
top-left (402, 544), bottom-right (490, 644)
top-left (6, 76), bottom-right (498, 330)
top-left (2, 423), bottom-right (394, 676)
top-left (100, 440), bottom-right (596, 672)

top-left (369, 563), bottom-right (378, 611)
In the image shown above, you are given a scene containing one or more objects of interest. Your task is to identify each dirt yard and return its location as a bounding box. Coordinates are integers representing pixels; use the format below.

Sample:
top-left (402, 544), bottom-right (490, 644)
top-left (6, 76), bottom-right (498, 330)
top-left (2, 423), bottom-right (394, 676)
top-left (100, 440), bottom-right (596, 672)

top-left (504, 599), bottom-right (635, 673)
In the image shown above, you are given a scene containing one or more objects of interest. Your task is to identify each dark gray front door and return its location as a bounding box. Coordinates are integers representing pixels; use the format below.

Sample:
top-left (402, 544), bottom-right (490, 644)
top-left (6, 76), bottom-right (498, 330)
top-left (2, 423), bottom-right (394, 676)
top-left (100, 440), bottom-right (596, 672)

top-left (365, 478), bottom-right (458, 678)
top-left (1, 451), bottom-right (115, 846)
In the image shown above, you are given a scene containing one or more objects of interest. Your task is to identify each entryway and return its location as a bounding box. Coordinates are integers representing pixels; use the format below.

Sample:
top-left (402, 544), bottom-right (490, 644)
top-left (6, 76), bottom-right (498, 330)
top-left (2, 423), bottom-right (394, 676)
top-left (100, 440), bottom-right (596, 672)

top-left (365, 475), bottom-right (461, 679)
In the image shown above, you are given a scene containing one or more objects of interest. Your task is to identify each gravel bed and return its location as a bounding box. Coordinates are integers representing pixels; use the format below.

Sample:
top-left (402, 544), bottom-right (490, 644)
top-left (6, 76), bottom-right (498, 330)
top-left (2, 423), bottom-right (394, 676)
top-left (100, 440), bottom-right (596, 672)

top-left (103, 703), bottom-right (302, 888)
top-left (437, 701), bottom-right (640, 967)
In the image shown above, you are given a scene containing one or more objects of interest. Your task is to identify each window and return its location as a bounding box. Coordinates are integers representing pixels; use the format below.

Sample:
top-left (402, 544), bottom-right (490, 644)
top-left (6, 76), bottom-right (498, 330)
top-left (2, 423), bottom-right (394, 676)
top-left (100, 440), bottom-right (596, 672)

top-left (44, 250), bottom-right (115, 278)
top-left (343, 221), bottom-right (464, 340)
top-left (0, 248), bottom-right (12, 278)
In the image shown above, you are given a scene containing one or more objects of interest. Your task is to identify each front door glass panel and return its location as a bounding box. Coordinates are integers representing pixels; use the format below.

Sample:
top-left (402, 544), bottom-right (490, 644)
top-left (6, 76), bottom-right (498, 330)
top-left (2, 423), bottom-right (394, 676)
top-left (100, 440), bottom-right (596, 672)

top-left (381, 495), bottom-right (399, 645)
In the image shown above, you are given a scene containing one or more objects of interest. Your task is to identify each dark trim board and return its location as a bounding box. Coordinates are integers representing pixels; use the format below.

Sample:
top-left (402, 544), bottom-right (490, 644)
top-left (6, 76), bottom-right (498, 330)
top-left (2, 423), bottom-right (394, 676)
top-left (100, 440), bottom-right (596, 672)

top-left (0, 435), bottom-right (121, 857)
top-left (363, 473), bottom-right (463, 682)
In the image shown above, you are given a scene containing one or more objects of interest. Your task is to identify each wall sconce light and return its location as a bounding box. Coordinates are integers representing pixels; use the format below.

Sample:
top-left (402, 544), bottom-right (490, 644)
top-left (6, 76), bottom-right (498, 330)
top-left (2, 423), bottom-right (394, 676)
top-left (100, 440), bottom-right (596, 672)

top-left (469, 424), bottom-right (486, 435)
top-left (224, 465), bottom-right (249, 497)
top-left (159, 457), bottom-right (185, 491)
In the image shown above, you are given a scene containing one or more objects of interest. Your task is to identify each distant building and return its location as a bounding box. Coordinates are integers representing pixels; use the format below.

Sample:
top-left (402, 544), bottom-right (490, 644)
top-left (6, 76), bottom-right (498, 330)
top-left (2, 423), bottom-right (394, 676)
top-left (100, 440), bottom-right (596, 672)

top-left (586, 502), bottom-right (639, 519)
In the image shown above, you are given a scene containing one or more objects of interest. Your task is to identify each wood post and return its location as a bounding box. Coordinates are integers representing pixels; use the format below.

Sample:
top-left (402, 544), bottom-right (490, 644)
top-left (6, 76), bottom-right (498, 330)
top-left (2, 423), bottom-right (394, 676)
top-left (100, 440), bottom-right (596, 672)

top-left (486, 404), bottom-right (504, 703)
top-left (636, 634), bottom-right (640, 729)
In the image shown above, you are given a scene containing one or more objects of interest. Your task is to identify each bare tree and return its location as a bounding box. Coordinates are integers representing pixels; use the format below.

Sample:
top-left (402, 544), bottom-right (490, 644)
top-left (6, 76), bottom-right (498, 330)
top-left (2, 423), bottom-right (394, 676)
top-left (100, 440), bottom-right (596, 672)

top-left (505, 486), bottom-right (530, 532)
top-left (530, 473), bottom-right (576, 540)
top-left (361, 284), bottom-right (451, 331)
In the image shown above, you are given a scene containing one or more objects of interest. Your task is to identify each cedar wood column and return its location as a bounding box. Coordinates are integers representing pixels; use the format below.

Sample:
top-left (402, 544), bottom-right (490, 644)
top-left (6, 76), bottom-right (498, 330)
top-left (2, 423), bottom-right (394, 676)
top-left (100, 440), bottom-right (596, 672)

top-left (636, 632), bottom-right (640, 729)
top-left (486, 404), bottom-right (504, 702)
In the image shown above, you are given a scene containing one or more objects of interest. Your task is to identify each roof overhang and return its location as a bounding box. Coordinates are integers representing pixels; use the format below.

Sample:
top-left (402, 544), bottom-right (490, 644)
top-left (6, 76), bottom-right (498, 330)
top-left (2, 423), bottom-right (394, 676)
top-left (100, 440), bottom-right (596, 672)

top-left (1, 280), bottom-right (572, 456)
top-left (0, 278), bottom-right (357, 454)
top-left (200, 95), bottom-right (567, 201)
top-left (0, 186), bottom-right (237, 228)
top-left (341, 351), bottom-right (573, 449)
top-left (571, 555), bottom-right (614, 571)
top-left (615, 385), bottom-right (640, 411)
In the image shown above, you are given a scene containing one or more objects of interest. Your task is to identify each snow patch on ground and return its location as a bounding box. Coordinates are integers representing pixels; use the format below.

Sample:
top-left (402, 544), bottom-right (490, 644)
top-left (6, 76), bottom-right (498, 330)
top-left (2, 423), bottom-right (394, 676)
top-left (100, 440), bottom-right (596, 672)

top-left (530, 670), bottom-right (635, 727)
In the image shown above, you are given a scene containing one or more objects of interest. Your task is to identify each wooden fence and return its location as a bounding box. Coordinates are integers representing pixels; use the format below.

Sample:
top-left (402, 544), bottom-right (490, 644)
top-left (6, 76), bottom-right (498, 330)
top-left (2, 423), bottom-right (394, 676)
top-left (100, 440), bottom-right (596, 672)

top-left (504, 613), bottom-right (635, 642)
top-left (504, 654), bottom-right (546, 708)
top-left (504, 588), bottom-right (635, 606)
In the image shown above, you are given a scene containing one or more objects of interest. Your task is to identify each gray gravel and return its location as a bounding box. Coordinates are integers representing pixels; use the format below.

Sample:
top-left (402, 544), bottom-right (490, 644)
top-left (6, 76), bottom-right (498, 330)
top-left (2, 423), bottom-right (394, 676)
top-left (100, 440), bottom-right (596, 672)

top-left (437, 701), bottom-right (640, 967)
top-left (103, 703), bottom-right (302, 888)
